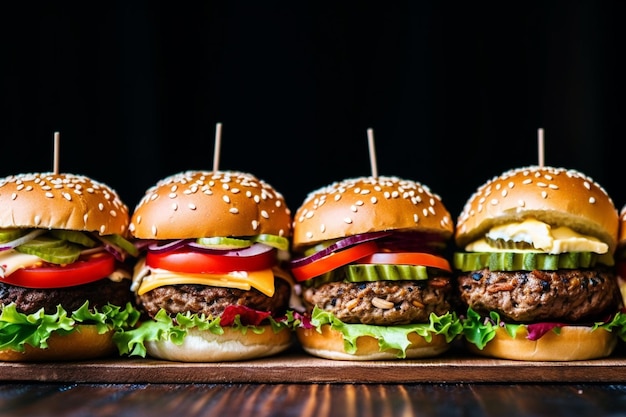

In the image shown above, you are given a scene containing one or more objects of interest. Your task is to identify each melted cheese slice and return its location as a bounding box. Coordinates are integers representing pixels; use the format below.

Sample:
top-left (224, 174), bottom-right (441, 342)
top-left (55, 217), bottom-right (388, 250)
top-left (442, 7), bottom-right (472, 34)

top-left (0, 250), bottom-right (42, 277)
top-left (133, 258), bottom-right (276, 297)
top-left (466, 218), bottom-right (608, 254)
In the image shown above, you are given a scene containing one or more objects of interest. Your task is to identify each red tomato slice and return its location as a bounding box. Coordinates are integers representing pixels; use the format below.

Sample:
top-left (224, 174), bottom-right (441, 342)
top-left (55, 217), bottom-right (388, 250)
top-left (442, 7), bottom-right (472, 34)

top-left (356, 252), bottom-right (452, 272)
top-left (2, 252), bottom-right (116, 289)
top-left (291, 241), bottom-right (378, 282)
top-left (146, 247), bottom-right (276, 274)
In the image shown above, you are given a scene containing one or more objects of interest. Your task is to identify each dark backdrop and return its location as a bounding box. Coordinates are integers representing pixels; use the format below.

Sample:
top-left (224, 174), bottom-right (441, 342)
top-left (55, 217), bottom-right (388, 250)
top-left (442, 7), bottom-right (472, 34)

top-left (1, 1), bottom-right (625, 222)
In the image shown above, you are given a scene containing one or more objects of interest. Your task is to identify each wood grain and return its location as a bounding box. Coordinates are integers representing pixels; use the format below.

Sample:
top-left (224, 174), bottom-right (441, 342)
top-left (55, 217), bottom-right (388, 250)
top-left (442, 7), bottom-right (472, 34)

top-left (2, 349), bottom-right (626, 384)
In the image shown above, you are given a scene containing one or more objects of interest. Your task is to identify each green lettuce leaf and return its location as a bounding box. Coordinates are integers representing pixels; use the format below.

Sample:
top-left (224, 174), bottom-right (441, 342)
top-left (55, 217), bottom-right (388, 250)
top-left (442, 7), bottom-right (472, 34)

top-left (0, 301), bottom-right (141, 352)
top-left (461, 307), bottom-right (626, 350)
top-left (307, 305), bottom-right (463, 359)
top-left (113, 309), bottom-right (297, 358)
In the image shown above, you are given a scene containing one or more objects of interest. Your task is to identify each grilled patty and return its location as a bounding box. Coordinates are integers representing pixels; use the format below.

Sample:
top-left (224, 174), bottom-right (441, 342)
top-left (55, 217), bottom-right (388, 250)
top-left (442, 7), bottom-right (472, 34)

top-left (301, 277), bottom-right (453, 326)
top-left (457, 266), bottom-right (621, 323)
top-left (0, 279), bottom-right (134, 315)
top-left (137, 278), bottom-right (292, 319)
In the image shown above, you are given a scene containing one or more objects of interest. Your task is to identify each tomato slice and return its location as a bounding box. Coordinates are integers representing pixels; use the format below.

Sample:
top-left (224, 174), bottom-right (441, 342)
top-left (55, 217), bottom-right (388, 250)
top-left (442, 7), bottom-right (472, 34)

top-left (2, 252), bottom-right (116, 289)
top-left (146, 247), bottom-right (276, 274)
top-left (291, 241), bottom-right (378, 282)
top-left (356, 252), bottom-right (452, 272)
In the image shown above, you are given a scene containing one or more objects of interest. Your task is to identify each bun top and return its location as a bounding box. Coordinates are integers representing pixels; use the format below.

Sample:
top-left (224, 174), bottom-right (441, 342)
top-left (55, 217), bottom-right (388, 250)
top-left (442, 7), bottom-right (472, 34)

top-left (455, 166), bottom-right (618, 251)
top-left (0, 172), bottom-right (130, 236)
top-left (130, 170), bottom-right (292, 240)
top-left (292, 176), bottom-right (453, 251)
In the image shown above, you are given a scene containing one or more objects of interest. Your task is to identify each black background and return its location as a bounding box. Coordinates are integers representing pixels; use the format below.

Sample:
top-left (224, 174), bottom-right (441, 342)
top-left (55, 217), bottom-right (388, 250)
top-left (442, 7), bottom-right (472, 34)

top-left (1, 1), bottom-right (625, 223)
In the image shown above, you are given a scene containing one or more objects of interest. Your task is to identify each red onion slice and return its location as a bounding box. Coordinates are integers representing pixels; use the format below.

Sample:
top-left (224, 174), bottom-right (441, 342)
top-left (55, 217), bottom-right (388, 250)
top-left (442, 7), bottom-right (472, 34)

top-left (289, 231), bottom-right (392, 269)
top-left (147, 239), bottom-right (190, 253)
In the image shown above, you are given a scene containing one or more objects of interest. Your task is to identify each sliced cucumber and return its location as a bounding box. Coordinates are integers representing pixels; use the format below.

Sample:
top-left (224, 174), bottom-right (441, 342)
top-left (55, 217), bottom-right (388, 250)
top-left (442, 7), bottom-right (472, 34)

top-left (453, 251), bottom-right (613, 272)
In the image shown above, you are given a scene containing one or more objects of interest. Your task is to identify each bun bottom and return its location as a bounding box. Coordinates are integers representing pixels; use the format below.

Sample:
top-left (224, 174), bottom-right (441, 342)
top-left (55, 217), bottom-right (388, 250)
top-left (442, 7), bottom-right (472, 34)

top-left (0, 325), bottom-right (116, 362)
top-left (145, 326), bottom-right (293, 362)
top-left (296, 324), bottom-right (450, 360)
top-left (468, 326), bottom-right (617, 361)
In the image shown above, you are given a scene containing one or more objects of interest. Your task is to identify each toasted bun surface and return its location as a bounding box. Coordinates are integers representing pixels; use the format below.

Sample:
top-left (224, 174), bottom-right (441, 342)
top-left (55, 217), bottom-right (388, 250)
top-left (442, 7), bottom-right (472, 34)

top-left (0, 172), bottom-right (130, 235)
top-left (296, 325), bottom-right (449, 360)
top-left (468, 326), bottom-right (617, 361)
top-left (619, 205), bottom-right (626, 246)
top-left (130, 170), bottom-right (292, 240)
top-left (455, 166), bottom-right (618, 252)
top-left (0, 326), bottom-right (116, 362)
top-left (292, 176), bottom-right (453, 251)
top-left (144, 326), bottom-right (293, 362)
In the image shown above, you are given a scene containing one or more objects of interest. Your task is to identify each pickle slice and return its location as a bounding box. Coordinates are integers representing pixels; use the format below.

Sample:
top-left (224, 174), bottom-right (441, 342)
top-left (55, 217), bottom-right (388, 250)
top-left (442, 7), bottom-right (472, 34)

top-left (251, 234), bottom-right (290, 251)
top-left (100, 234), bottom-right (139, 257)
top-left (15, 240), bottom-right (82, 264)
top-left (50, 229), bottom-right (97, 248)
top-left (196, 236), bottom-right (252, 249)
top-left (302, 264), bottom-right (431, 287)
top-left (0, 228), bottom-right (28, 243)
top-left (452, 251), bottom-right (612, 272)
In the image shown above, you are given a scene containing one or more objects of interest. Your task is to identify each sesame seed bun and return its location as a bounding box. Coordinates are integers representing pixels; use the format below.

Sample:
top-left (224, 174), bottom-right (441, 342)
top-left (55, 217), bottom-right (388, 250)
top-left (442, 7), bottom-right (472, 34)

top-left (0, 326), bottom-right (116, 362)
top-left (144, 326), bottom-right (293, 362)
top-left (467, 325), bottom-right (617, 361)
top-left (292, 176), bottom-right (454, 251)
top-left (455, 166), bottom-right (619, 253)
top-left (296, 325), bottom-right (450, 361)
top-left (0, 172), bottom-right (130, 236)
top-left (130, 170), bottom-right (292, 240)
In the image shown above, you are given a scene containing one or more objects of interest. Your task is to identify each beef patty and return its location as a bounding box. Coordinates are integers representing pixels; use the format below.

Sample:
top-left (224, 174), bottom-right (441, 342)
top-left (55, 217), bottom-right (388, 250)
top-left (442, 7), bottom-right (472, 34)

top-left (457, 267), bottom-right (621, 323)
top-left (137, 277), bottom-right (292, 319)
top-left (0, 279), bottom-right (134, 315)
top-left (301, 277), bottom-right (453, 326)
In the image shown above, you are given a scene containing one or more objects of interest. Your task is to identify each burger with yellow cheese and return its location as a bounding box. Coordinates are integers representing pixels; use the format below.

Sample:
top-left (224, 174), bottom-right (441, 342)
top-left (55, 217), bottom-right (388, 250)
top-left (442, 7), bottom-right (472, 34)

top-left (0, 172), bottom-right (140, 361)
top-left (454, 165), bottom-right (626, 360)
top-left (115, 170), bottom-right (296, 362)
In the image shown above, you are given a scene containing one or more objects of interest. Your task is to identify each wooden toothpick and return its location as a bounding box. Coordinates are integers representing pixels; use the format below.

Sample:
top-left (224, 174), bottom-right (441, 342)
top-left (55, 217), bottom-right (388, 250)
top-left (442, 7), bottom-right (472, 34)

top-left (213, 122), bottom-right (222, 172)
top-left (367, 128), bottom-right (378, 178)
top-left (53, 131), bottom-right (60, 174)
top-left (537, 128), bottom-right (545, 168)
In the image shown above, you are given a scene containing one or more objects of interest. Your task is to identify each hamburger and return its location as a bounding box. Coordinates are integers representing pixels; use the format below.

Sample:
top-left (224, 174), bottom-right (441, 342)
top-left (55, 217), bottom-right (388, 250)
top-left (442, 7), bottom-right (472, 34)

top-left (454, 165), bottom-right (626, 361)
top-left (116, 170), bottom-right (296, 362)
top-left (0, 172), bottom-right (141, 361)
top-left (290, 176), bottom-right (462, 360)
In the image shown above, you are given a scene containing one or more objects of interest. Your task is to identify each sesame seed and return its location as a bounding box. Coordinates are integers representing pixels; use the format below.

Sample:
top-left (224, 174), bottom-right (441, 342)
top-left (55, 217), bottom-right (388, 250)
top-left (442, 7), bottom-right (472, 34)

top-left (63, 192), bottom-right (72, 201)
top-left (229, 207), bottom-right (239, 214)
top-left (172, 203), bottom-right (178, 211)
top-left (306, 231), bottom-right (313, 239)
top-left (252, 220), bottom-right (259, 230)
top-left (45, 192), bottom-right (53, 198)
top-left (541, 191), bottom-right (548, 199)
top-left (11, 193), bottom-right (16, 200)
top-left (98, 203), bottom-right (104, 211)
top-left (589, 196), bottom-right (596, 204)
top-left (152, 225), bottom-right (157, 236)
top-left (344, 217), bottom-right (353, 224)
top-left (261, 210), bottom-right (269, 218)
top-left (320, 224), bottom-right (326, 233)
top-left (223, 195), bottom-right (230, 203)
top-left (109, 210), bottom-right (117, 217)
top-left (188, 203), bottom-right (197, 210)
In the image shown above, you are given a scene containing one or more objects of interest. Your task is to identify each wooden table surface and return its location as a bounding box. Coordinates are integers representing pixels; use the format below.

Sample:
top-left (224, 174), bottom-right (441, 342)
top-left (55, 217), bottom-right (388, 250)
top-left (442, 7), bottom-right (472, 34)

top-left (2, 345), bottom-right (626, 416)
top-left (1, 382), bottom-right (625, 416)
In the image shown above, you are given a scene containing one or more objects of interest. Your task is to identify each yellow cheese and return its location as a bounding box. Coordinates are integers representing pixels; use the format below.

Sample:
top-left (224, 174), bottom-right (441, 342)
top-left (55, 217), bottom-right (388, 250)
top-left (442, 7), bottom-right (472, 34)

top-left (466, 218), bottom-right (608, 254)
top-left (136, 267), bottom-right (276, 297)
